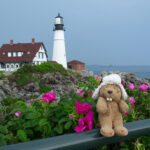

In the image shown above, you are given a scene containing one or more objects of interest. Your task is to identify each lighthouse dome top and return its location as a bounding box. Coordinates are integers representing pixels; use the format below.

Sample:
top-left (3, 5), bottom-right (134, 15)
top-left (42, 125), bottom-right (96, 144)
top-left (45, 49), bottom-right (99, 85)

top-left (55, 13), bottom-right (63, 18)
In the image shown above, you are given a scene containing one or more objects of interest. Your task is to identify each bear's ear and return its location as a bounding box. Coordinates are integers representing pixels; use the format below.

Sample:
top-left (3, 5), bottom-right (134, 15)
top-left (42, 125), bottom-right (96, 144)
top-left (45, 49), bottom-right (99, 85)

top-left (92, 81), bottom-right (103, 99)
top-left (92, 86), bottom-right (101, 99)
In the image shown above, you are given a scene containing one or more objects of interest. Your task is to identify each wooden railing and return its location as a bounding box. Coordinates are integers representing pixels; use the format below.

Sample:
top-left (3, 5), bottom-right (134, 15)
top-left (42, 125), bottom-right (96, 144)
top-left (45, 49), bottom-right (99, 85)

top-left (0, 119), bottom-right (150, 150)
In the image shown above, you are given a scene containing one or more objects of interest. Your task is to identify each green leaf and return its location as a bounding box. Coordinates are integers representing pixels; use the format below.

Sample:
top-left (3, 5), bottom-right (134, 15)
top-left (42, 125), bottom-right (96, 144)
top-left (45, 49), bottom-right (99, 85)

top-left (16, 101), bottom-right (27, 109)
top-left (0, 139), bottom-right (7, 146)
top-left (58, 118), bottom-right (69, 124)
top-left (64, 121), bottom-right (73, 130)
top-left (23, 120), bottom-right (38, 128)
top-left (25, 130), bottom-right (33, 136)
top-left (17, 130), bottom-right (28, 142)
top-left (54, 125), bottom-right (63, 134)
top-left (25, 112), bottom-right (41, 119)
top-left (7, 121), bottom-right (14, 127)
top-left (0, 125), bottom-right (8, 134)
top-left (45, 124), bottom-right (51, 136)
top-left (39, 119), bottom-right (48, 127)
top-left (3, 135), bottom-right (12, 141)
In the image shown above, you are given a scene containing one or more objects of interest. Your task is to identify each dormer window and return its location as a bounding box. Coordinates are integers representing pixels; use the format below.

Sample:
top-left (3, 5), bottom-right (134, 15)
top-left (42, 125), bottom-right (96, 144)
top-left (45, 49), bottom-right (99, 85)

top-left (8, 52), bottom-right (12, 57)
top-left (18, 52), bottom-right (23, 57)
top-left (27, 51), bottom-right (30, 54)
top-left (13, 52), bottom-right (16, 57)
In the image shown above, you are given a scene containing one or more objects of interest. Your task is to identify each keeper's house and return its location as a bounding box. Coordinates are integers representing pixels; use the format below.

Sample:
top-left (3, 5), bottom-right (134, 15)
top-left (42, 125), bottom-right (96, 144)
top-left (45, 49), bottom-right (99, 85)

top-left (0, 39), bottom-right (48, 71)
top-left (67, 60), bottom-right (85, 71)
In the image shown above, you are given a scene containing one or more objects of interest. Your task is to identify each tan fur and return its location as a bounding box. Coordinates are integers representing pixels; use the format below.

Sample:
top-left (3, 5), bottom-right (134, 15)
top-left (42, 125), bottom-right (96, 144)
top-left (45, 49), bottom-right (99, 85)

top-left (96, 84), bottom-right (129, 137)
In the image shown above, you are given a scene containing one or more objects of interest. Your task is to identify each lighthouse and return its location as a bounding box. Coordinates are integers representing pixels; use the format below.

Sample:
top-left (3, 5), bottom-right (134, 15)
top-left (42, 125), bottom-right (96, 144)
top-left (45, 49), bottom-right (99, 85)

top-left (52, 13), bottom-right (67, 69)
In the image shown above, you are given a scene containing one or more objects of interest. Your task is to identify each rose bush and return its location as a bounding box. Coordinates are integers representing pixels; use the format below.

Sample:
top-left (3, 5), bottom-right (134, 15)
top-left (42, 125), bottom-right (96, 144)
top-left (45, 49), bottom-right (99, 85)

top-left (0, 76), bottom-right (149, 150)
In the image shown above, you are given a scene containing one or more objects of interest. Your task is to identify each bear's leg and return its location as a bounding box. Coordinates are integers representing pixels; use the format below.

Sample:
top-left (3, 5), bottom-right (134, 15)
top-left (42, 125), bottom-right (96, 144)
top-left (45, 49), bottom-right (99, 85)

top-left (113, 114), bottom-right (128, 136)
top-left (99, 114), bottom-right (114, 137)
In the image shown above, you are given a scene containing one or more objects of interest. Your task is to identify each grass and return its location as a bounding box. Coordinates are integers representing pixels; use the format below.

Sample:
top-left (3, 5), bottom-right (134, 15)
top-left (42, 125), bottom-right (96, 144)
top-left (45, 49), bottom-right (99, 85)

top-left (39, 83), bottom-right (52, 93)
top-left (15, 73), bottom-right (38, 86)
top-left (16, 62), bottom-right (66, 74)
top-left (0, 71), bottom-right (6, 79)
top-left (8, 62), bottom-right (67, 86)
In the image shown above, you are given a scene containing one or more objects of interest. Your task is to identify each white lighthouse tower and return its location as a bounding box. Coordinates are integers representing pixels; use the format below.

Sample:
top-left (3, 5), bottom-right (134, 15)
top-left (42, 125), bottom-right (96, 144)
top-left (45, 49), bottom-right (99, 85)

top-left (52, 13), bottom-right (67, 69)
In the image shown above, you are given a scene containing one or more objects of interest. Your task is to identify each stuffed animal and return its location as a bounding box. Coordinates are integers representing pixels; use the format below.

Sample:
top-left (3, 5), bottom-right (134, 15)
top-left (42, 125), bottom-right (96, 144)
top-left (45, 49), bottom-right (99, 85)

top-left (92, 74), bottom-right (129, 137)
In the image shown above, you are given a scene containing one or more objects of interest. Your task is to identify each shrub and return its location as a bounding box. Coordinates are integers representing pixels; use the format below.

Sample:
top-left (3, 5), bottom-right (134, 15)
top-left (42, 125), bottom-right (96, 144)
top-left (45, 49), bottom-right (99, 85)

top-left (0, 77), bottom-right (149, 149)
top-left (0, 71), bottom-right (6, 79)
top-left (15, 62), bottom-right (66, 74)
top-left (8, 62), bottom-right (67, 86)
top-left (15, 73), bottom-right (38, 86)
top-left (39, 83), bottom-right (52, 93)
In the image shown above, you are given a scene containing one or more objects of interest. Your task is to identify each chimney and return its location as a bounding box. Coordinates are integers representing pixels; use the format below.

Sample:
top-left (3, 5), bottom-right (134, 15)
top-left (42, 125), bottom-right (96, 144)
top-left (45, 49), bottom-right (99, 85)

top-left (32, 38), bottom-right (35, 44)
top-left (10, 40), bottom-right (13, 45)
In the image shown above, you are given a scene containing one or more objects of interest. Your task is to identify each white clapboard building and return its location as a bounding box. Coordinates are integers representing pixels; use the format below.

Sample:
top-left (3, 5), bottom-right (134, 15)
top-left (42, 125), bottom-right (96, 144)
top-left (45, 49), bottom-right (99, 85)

top-left (0, 39), bottom-right (48, 71)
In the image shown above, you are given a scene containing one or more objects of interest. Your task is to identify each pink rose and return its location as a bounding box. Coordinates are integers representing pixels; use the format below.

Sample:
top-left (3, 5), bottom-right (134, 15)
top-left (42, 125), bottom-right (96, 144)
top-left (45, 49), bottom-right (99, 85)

top-left (88, 90), bottom-right (93, 97)
top-left (128, 97), bottom-right (135, 103)
top-left (42, 92), bottom-right (56, 103)
top-left (128, 83), bottom-right (134, 90)
top-left (75, 100), bottom-right (92, 114)
top-left (15, 111), bottom-right (21, 117)
top-left (77, 89), bottom-right (85, 97)
top-left (124, 111), bottom-right (129, 116)
top-left (138, 84), bottom-right (149, 91)
top-left (74, 110), bottom-right (94, 132)
top-left (96, 75), bottom-right (100, 81)
top-left (131, 105), bottom-right (135, 110)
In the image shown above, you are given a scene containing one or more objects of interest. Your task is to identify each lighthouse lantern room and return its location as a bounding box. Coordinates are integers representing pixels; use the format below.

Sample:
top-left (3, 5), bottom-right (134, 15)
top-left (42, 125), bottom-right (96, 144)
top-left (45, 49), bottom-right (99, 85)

top-left (52, 13), bottom-right (67, 69)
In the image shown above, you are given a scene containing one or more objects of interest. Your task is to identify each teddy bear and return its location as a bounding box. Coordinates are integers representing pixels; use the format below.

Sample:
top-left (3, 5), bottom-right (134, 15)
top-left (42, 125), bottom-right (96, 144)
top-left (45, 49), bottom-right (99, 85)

top-left (92, 74), bottom-right (129, 137)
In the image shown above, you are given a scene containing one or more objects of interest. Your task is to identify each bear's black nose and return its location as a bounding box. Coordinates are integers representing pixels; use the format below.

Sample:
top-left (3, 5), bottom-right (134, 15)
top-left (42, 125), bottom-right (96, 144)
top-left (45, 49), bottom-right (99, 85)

top-left (108, 90), bottom-right (112, 94)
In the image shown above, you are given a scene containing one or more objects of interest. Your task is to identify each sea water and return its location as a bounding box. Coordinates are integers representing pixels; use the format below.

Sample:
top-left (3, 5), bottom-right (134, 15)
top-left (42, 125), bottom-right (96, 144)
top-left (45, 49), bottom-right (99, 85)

top-left (86, 65), bottom-right (150, 79)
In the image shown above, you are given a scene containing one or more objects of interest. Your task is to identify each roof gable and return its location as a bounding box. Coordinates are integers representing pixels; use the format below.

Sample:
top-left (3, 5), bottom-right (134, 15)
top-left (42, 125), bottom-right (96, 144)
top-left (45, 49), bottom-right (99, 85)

top-left (0, 42), bottom-right (43, 62)
top-left (67, 60), bottom-right (85, 65)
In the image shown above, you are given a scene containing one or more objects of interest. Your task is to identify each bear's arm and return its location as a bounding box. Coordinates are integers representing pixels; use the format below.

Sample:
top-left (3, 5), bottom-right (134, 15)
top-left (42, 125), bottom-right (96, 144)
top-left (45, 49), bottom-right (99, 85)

top-left (119, 100), bottom-right (129, 113)
top-left (96, 97), bottom-right (108, 114)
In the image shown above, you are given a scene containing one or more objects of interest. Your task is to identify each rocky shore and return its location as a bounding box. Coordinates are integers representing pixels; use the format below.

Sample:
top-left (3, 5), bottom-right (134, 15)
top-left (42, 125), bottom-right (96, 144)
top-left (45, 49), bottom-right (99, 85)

top-left (0, 71), bottom-right (90, 102)
top-left (98, 71), bottom-right (150, 92)
top-left (0, 70), bottom-right (150, 103)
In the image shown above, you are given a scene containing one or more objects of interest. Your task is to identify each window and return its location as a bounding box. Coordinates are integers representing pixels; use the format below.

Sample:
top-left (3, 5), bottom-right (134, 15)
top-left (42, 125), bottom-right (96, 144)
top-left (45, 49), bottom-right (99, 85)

top-left (2, 52), bottom-right (6, 55)
top-left (6, 64), bottom-right (9, 68)
top-left (16, 64), bottom-right (19, 68)
top-left (11, 65), bottom-right (14, 68)
top-left (8, 52), bottom-right (11, 57)
top-left (18, 52), bottom-right (23, 57)
top-left (13, 52), bottom-right (16, 57)
top-left (68, 65), bottom-right (73, 69)
top-left (1, 63), bottom-right (5, 68)
top-left (78, 65), bottom-right (81, 69)
top-left (38, 52), bottom-right (40, 58)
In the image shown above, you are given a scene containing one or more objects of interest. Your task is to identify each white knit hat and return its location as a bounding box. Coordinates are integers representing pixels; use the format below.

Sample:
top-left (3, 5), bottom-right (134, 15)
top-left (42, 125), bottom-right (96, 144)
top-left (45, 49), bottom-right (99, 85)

top-left (92, 74), bottom-right (128, 100)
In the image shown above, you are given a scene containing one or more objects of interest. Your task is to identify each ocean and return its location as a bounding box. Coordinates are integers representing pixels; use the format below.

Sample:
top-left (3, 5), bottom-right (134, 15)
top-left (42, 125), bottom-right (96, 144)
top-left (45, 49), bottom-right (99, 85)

top-left (86, 65), bottom-right (150, 79)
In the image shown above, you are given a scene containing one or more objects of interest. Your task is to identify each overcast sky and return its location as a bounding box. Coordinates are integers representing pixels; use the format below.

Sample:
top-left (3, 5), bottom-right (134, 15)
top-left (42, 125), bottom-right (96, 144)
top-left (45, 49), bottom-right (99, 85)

top-left (0, 0), bottom-right (150, 65)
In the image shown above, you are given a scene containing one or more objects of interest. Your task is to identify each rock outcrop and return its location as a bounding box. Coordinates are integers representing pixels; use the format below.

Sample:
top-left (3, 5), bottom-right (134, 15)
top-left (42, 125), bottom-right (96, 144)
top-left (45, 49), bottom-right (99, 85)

top-left (0, 71), bottom-right (90, 102)
top-left (98, 71), bottom-right (150, 92)
top-left (0, 70), bottom-right (150, 103)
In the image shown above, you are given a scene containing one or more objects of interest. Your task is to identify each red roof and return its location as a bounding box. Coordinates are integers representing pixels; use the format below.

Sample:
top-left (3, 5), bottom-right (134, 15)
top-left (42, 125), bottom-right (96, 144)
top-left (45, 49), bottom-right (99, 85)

top-left (0, 42), bottom-right (46, 62)
top-left (48, 61), bottom-right (58, 64)
top-left (67, 60), bottom-right (85, 65)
